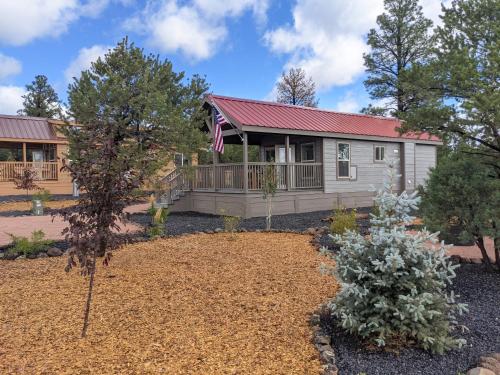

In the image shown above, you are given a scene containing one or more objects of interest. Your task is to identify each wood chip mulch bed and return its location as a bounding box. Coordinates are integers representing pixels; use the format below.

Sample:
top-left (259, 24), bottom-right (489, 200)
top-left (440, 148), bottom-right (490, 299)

top-left (0, 199), bottom-right (78, 213)
top-left (0, 232), bottom-right (339, 374)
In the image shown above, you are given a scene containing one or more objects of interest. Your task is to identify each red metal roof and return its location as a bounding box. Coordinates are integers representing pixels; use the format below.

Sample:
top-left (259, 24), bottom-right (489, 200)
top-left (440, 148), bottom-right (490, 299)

top-left (0, 114), bottom-right (58, 141)
top-left (208, 95), bottom-right (439, 141)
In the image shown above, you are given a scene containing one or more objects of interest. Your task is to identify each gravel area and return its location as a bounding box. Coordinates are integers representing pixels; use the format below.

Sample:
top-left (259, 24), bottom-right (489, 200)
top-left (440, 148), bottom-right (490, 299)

top-left (130, 208), bottom-right (372, 236)
top-left (322, 263), bottom-right (500, 375)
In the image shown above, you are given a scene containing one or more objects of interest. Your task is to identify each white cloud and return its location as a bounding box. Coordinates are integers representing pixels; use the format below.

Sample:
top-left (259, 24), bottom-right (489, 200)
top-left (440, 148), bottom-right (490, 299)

top-left (265, 0), bottom-right (448, 92)
top-left (64, 45), bottom-right (111, 82)
top-left (0, 86), bottom-right (25, 115)
top-left (0, 54), bottom-right (22, 81)
top-left (0, 0), bottom-right (126, 46)
top-left (335, 92), bottom-right (359, 113)
top-left (125, 0), bottom-right (269, 61)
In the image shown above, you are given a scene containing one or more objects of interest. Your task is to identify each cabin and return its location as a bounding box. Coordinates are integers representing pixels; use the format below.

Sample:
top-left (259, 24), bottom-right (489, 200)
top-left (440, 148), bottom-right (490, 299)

top-left (160, 95), bottom-right (441, 218)
top-left (0, 114), bottom-right (196, 197)
top-left (0, 115), bottom-right (74, 196)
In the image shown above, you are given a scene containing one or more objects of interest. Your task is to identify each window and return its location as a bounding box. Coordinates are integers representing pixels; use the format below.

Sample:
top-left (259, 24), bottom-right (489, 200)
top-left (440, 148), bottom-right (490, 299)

top-left (337, 143), bottom-right (350, 178)
top-left (374, 146), bottom-right (385, 162)
top-left (300, 143), bottom-right (315, 162)
top-left (264, 147), bottom-right (275, 162)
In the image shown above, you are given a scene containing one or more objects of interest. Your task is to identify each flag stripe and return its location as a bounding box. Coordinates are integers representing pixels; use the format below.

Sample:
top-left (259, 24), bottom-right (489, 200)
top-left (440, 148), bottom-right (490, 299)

top-left (213, 107), bottom-right (226, 154)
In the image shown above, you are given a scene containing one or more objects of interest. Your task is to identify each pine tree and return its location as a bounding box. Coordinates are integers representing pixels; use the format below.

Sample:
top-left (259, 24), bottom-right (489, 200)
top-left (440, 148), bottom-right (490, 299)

top-left (400, 0), bottom-right (500, 168)
top-left (321, 160), bottom-right (468, 354)
top-left (18, 75), bottom-right (62, 119)
top-left (420, 151), bottom-right (500, 270)
top-left (61, 38), bottom-right (208, 337)
top-left (363, 0), bottom-right (434, 116)
top-left (276, 67), bottom-right (318, 107)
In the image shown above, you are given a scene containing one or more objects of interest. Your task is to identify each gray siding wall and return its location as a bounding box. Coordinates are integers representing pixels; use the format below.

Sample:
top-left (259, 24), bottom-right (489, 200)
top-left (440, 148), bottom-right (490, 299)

top-left (403, 142), bottom-right (416, 191)
top-left (171, 190), bottom-right (378, 218)
top-left (415, 144), bottom-right (436, 187)
top-left (323, 138), bottom-right (402, 194)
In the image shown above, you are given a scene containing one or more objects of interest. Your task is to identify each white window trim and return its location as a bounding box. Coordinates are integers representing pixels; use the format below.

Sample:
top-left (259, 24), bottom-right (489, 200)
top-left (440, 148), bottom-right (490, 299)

top-left (374, 145), bottom-right (386, 162)
top-left (300, 142), bottom-right (315, 162)
top-left (337, 142), bottom-right (351, 179)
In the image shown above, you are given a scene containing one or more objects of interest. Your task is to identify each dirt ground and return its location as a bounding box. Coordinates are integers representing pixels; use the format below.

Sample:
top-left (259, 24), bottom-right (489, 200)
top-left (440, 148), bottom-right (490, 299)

top-left (0, 199), bottom-right (78, 212)
top-left (0, 232), bottom-right (338, 374)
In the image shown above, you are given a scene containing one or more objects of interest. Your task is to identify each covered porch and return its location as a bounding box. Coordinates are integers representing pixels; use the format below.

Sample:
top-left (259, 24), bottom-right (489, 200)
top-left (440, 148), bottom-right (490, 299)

top-left (0, 141), bottom-right (59, 181)
top-left (190, 132), bottom-right (324, 192)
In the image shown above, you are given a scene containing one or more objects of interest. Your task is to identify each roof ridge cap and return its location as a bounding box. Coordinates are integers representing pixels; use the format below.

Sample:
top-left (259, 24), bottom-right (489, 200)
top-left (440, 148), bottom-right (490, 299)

top-left (0, 113), bottom-right (49, 121)
top-left (209, 94), bottom-right (399, 122)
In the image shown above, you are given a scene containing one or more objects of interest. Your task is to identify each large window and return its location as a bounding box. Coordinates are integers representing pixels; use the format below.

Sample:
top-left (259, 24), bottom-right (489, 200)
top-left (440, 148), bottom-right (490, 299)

top-left (300, 143), bottom-right (315, 162)
top-left (374, 145), bottom-right (385, 162)
top-left (337, 143), bottom-right (350, 178)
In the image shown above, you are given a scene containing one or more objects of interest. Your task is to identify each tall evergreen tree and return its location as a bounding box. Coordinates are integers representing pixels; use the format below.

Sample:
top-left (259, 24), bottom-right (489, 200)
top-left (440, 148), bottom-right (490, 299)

top-left (18, 75), bottom-right (62, 118)
top-left (363, 0), bottom-right (434, 116)
top-left (400, 0), bottom-right (499, 168)
top-left (61, 38), bottom-right (208, 337)
top-left (276, 67), bottom-right (318, 107)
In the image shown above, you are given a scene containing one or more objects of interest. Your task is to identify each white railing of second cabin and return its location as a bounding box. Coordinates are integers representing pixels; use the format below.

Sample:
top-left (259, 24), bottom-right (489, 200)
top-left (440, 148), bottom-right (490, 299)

top-left (184, 162), bottom-right (323, 191)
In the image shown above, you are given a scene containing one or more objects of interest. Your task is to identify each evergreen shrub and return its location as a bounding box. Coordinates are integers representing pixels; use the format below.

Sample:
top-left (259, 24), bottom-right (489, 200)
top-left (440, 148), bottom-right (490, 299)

top-left (321, 160), bottom-right (468, 354)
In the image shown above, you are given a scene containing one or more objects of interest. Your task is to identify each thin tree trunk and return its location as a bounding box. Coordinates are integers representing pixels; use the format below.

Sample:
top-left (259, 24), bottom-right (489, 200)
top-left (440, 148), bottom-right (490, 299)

top-left (494, 236), bottom-right (500, 269)
top-left (475, 236), bottom-right (494, 271)
top-left (266, 196), bottom-right (272, 231)
top-left (81, 251), bottom-right (97, 338)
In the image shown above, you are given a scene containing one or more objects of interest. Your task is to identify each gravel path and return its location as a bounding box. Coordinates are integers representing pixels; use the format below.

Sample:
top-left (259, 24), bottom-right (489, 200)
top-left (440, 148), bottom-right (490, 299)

top-left (323, 264), bottom-right (500, 375)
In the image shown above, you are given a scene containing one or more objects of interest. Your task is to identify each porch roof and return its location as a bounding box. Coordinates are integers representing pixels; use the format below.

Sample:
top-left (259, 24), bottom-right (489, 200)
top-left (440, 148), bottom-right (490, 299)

top-left (207, 95), bottom-right (440, 142)
top-left (0, 114), bottom-right (61, 142)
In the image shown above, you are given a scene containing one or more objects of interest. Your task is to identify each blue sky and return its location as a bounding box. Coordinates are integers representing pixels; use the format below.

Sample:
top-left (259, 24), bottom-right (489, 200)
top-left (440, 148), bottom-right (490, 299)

top-left (0, 0), bottom-right (446, 115)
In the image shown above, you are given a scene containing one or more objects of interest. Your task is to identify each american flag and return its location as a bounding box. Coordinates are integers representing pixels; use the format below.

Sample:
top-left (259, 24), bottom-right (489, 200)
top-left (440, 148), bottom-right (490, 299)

top-left (213, 107), bottom-right (227, 154)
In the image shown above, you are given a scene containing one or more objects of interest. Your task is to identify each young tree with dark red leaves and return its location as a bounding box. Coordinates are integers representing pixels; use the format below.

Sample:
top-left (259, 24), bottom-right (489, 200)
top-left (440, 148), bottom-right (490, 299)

top-left (13, 167), bottom-right (39, 200)
top-left (61, 38), bottom-right (208, 338)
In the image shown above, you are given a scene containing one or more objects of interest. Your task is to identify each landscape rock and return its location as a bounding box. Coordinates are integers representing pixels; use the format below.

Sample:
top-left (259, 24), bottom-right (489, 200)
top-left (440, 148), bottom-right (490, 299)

top-left (214, 228), bottom-right (223, 233)
top-left (47, 247), bottom-right (63, 257)
top-left (467, 368), bottom-right (495, 375)
top-left (37, 252), bottom-right (49, 258)
top-left (315, 335), bottom-right (331, 346)
top-left (16, 255), bottom-right (26, 260)
top-left (479, 354), bottom-right (500, 374)
top-left (320, 349), bottom-right (335, 363)
top-left (324, 364), bottom-right (339, 375)
top-left (305, 227), bottom-right (317, 235)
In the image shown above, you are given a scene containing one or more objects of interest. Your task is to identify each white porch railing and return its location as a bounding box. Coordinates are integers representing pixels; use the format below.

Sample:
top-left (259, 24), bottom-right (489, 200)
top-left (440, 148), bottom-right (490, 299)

top-left (186, 162), bottom-right (323, 191)
top-left (0, 161), bottom-right (59, 182)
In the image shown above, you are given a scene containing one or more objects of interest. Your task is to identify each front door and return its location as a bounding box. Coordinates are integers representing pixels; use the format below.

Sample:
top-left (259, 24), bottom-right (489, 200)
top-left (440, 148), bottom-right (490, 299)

top-left (32, 150), bottom-right (44, 179)
top-left (274, 145), bottom-right (295, 189)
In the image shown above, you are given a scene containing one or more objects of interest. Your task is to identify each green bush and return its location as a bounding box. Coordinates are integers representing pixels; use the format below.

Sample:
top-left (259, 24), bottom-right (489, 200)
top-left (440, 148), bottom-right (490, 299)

top-left (219, 209), bottom-right (242, 239)
top-left (419, 151), bottom-right (499, 268)
top-left (330, 207), bottom-right (357, 235)
top-left (147, 203), bottom-right (168, 237)
top-left (7, 230), bottom-right (54, 257)
top-left (32, 188), bottom-right (51, 203)
top-left (322, 160), bottom-right (468, 354)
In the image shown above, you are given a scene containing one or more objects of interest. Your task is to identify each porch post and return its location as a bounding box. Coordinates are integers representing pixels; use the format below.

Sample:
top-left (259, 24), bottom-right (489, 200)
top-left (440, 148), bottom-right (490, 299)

top-left (211, 112), bottom-right (217, 191)
top-left (243, 132), bottom-right (248, 193)
top-left (22, 142), bottom-right (27, 164)
top-left (285, 135), bottom-right (290, 191)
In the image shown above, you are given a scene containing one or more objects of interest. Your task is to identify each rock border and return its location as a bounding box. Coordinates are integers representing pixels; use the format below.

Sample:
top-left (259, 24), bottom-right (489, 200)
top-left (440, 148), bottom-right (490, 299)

top-left (310, 304), bottom-right (338, 375)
